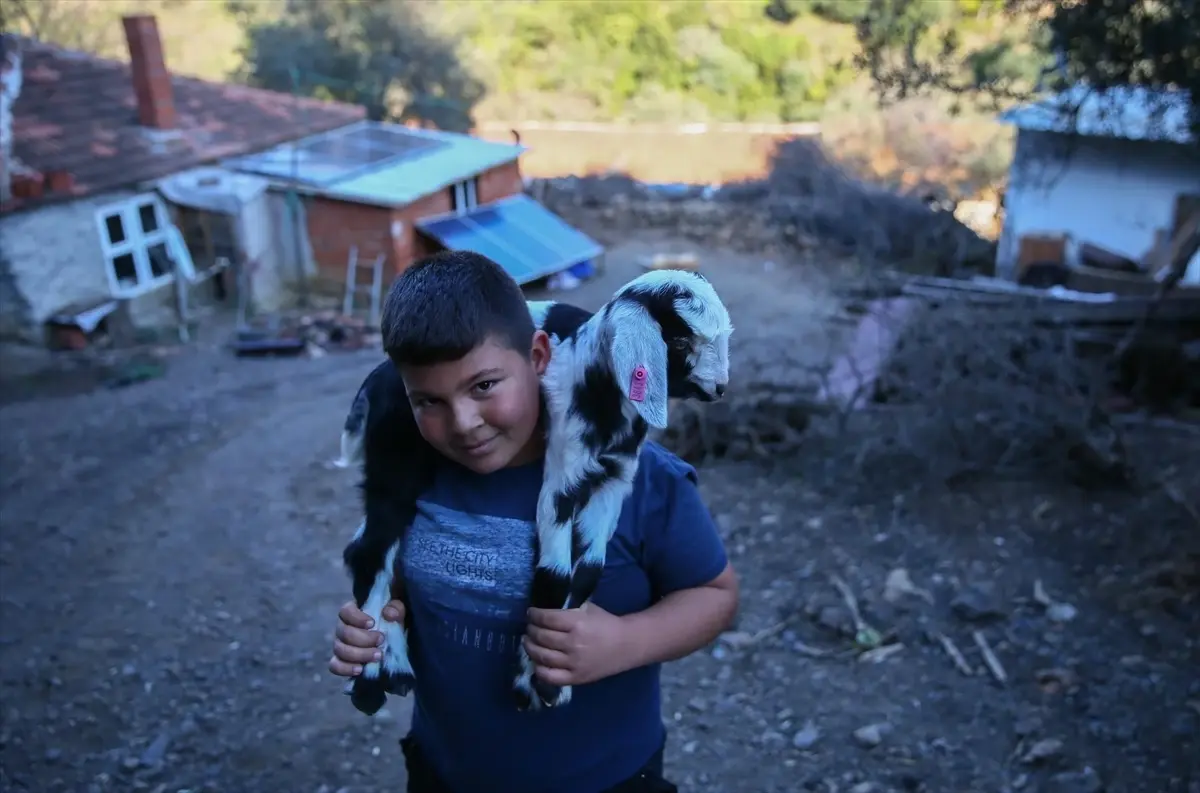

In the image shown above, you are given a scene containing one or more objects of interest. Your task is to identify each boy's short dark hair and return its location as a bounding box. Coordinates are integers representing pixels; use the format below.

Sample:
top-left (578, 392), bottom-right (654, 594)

top-left (380, 250), bottom-right (534, 366)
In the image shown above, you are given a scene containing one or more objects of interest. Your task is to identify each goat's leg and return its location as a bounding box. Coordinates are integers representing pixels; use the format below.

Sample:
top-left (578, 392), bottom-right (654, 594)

top-left (530, 480), bottom-right (627, 709)
top-left (344, 533), bottom-right (414, 715)
top-left (513, 487), bottom-right (574, 711)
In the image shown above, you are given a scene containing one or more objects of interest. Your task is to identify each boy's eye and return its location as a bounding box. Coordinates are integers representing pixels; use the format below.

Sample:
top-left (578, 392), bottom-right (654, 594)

top-left (474, 379), bottom-right (499, 394)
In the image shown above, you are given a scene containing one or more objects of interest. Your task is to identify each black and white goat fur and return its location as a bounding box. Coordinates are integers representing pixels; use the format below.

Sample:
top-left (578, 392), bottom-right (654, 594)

top-left (513, 269), bottom-right (733, 711)
top-left (339, 301), bottom-right (593, 716)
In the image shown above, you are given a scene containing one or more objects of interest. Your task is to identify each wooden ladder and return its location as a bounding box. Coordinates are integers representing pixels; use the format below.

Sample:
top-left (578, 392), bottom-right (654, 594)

top-left (342, 245), bottom-right (385, 326)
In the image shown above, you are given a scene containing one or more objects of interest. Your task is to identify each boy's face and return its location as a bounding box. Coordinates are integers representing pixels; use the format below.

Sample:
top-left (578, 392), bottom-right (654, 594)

top-left (399, 332), bottom-right (550, 474)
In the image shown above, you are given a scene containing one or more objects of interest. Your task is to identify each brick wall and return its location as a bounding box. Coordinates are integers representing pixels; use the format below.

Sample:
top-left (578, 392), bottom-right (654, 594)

top-left (305, 196), bottom-right (398, 282)
top-left (477, 160), bottom-right (524, 204)
top-left (396, 187), bottom-right (452, 265)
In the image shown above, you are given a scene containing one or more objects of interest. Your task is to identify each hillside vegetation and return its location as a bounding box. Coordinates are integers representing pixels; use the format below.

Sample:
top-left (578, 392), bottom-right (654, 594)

top-left (11, 0), bottom-right (1043, 126)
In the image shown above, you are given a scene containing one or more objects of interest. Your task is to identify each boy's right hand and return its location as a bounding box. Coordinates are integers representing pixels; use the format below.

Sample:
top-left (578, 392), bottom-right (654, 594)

top-left (328, 599), bottom-right (405, 678)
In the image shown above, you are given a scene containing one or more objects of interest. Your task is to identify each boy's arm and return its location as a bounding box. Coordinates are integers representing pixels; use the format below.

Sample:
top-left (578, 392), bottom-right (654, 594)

top-left (619, 562), bottom-right (738, 668)
top-left (523, 450), bottom-right (737, 685)
top-left (619, 451), bottom-right (738, 667)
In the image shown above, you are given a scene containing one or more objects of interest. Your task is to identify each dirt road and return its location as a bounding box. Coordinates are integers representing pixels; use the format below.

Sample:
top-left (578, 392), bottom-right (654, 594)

top-left (1, 240), bottom-right (1196, 793)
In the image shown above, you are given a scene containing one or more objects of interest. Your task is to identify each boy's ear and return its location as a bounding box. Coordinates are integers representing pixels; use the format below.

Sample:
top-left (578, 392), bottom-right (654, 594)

top-left (530, 329), bottom-right (551, 376)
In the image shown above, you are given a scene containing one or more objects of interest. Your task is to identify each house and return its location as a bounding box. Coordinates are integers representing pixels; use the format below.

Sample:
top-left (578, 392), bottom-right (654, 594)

top-left (0, 15), bottom-right (601, 347)
top-left (0, 18), bottom-right (365, 344)
top-left (995, 85), bottom-right (1200, 287)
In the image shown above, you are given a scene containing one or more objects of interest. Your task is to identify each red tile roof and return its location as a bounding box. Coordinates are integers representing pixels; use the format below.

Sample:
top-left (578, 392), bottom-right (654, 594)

top-left (6, 38), bottom-right (366, 211)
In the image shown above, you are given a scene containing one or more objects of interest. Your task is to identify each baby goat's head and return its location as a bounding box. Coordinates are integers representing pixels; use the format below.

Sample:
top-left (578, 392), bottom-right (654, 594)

top-left (604, 269), bottom-right (734, 428)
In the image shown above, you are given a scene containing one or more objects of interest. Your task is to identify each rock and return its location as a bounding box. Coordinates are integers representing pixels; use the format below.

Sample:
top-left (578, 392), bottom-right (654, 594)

top-left (139, 733), bottom-right (170, 767)
top-left (883, 568), bottom-right (933, 605)
top-left (759, 729), bottom-right (787, 746)
top-left (853, 723), bottom-right (887, 748)
top-left (950, 585), bottom-right (1007, 622)
top-left (1046, 602), bottom-right (1078, 623)
top-left (718, 631), bottom-right (754, 649)
top-left (1021, 737), bottom-right (1064, 765)
top-left (1013, 716), bottom-right (1043, 738)
top-left (1044, 768), bottom-right (1103, 793)
top-left (816, 605), bottom-right (854, 635)
top-left (792, 720), bottom-right (821, 750)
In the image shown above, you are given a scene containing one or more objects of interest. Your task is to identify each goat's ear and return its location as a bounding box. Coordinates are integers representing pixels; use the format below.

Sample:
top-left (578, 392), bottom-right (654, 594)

top-left (610, 308), bottom-right (669, 428)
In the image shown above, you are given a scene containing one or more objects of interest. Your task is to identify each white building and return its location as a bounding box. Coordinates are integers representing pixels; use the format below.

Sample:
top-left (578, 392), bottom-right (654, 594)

top-left (995, 85), bottom-right (1200, 285)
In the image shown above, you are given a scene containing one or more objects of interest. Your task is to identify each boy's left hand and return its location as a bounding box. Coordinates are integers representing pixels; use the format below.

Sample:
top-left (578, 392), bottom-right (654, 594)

top-left (523, 603), bottom-right (633, 686)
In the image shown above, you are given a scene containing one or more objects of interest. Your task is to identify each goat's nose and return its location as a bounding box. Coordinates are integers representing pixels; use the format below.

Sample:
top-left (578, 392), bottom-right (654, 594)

top-left (715, 384), bottom-right (726, 398)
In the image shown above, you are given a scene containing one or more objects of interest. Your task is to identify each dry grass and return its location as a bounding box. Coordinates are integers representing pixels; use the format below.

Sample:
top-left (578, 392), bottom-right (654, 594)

top-left (475, 126), bottom-right (809, 184)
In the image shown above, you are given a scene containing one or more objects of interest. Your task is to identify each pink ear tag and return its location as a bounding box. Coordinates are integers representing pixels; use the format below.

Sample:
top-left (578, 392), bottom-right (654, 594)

top-left (628, 365), bottom-right (648, 402)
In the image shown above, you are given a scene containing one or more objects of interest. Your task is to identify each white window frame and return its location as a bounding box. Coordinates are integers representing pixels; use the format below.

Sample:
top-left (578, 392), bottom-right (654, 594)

top-left (451, 178), bottom-right (478, 215)
top-left (94, 194), bottom-right (196, 298)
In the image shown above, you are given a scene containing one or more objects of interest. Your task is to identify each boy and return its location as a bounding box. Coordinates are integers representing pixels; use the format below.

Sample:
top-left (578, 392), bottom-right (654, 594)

top-left (328, 251), bottom-right (738, 793)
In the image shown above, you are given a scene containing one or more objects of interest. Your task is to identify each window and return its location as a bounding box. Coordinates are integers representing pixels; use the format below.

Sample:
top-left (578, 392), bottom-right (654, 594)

top-left (451, 178), bottom-right (478, 215)
top-left (95, 194), bottom-right (196, 298)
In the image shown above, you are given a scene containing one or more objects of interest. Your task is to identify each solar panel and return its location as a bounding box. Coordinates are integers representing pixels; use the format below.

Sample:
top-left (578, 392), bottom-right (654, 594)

top-left (228, 123), bottom-right (447, 186)
top-left (417, 196), bottom-right (604, 285)
top-left (493, 197), bottom-right (605, 264)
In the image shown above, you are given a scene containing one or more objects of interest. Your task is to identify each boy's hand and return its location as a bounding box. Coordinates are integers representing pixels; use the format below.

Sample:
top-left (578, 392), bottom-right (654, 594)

top-left (523, 603), bottom-right (633, 687)
top-left (328, 599), bottom-right (405, 677)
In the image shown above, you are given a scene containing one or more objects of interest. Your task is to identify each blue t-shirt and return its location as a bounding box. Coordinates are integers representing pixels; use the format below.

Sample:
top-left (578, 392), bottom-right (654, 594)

top-left (399, 441), bottom-right (728, 793)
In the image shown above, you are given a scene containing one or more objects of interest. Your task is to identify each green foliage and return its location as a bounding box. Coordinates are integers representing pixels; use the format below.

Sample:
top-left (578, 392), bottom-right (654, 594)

top-left (231, 0), bottom-right (484, 131)
top-left (854, 0), bottom-right (1198, 137)
top-left (19, 0), bottom-right (1064, 127)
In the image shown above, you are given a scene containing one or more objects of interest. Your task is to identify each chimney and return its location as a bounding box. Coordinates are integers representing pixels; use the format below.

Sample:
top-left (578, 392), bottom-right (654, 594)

top-left (0, 35), bottom-right (22, 204)
top-left (122, 15), bottom-right (176, 130)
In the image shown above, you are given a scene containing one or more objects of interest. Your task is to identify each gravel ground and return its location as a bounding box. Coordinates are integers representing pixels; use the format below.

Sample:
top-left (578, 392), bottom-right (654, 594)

top-left (1, 240), bottom-right (1197, 793)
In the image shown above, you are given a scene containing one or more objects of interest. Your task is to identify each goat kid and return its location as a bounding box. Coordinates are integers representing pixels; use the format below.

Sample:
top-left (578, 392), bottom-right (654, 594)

top-left (340, 300), bottom-right (593, 716)
top-left (513, 269), bottom-right (734, 711)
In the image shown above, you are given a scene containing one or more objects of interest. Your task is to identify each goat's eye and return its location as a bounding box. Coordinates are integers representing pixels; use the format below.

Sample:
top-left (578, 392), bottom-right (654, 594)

top-left (670, 338), bottom-right (691, 351)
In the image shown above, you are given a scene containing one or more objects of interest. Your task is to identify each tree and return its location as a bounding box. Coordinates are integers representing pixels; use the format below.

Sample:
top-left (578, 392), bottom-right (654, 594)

top-left (228, 0), bottom-right (484, 132)
top-left (852, 0), bottom-right (1199, 135)
top-left (7, 0), bottom-right (125, 56)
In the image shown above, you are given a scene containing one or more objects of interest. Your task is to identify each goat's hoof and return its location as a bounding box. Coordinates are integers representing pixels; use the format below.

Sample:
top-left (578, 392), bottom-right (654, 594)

top-left (512, 676), bottom-right (541, 712)
top-left (347, 676), bottom-right (387, 716)
top-left (533, 679), bottom-right (572, 709)
top-left (382, 671), bottom-right (415, 697)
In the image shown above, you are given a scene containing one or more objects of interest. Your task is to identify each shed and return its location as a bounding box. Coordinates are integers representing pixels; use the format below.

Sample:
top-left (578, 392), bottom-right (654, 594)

top-left (223, 121), bottom-right (603, 288)
top-left (995, 85), bottom-right (1200, 286)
